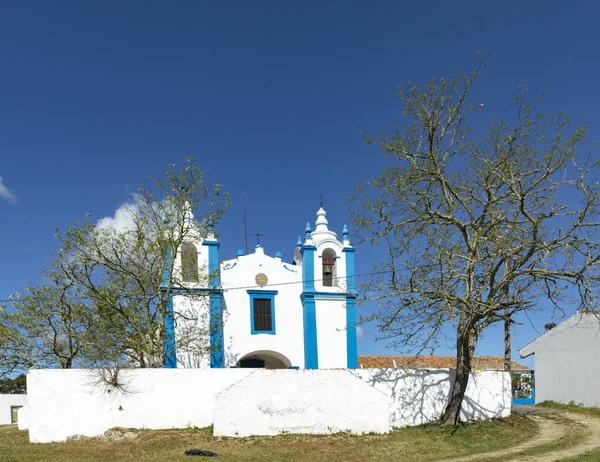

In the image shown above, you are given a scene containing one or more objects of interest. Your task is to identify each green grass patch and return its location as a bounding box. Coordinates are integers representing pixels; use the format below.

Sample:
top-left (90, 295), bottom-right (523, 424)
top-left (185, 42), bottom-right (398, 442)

top-left (560, 449), bottom-right (600, 462)
top-left (537, 400), bottom-right (600, 417)
top-left (0, 414), bottom-right (537, 462)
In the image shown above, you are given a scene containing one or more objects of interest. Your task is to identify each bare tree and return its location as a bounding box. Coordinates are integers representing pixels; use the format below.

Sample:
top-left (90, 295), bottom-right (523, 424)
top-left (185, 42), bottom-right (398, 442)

top-left (351, 55), bottom-right (600, 425)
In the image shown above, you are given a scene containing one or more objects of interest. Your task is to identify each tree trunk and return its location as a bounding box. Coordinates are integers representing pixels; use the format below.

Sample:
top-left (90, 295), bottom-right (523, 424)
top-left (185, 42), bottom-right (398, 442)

top-left (443, 327), bottom-right (478, 425)
top-left (504, 278), bottom-right (512, 373)
top-left (504, 313), bottom-right (511, 373)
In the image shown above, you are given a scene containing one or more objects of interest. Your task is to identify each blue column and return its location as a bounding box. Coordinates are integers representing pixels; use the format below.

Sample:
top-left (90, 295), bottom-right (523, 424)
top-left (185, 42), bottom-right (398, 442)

top-left (164, 296), bottom-right (177, 368)
top-left (301, 240), bottom-right (318, 368)
top-left (209, 294), bottom-right (223, 368)
top-left (162, 247), bottom-right (177, 368)
top-left (203, 239), bottom-right (223, 368)
top-left (301, 243), bottom-right (316, 291)
top-left (345, 296), bottom-right (358, 368)
top-left (343, 246), bottom-right (357, 368)
top-left (302, 294), bottom-right (319, 369)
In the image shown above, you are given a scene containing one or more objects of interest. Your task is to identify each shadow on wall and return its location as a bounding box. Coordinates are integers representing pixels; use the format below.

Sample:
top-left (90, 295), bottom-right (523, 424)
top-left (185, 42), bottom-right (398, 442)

top-left (353, 369), bottom-right (510, 426)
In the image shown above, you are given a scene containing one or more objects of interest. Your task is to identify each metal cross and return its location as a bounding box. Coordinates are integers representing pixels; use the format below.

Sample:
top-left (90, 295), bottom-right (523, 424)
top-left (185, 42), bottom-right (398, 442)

top-left (250, 228), bottom-right (266, 245)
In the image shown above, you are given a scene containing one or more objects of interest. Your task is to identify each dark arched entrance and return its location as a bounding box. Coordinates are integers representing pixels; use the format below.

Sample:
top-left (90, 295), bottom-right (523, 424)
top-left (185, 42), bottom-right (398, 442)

top-left (237, 350), bottom-right (292, 369)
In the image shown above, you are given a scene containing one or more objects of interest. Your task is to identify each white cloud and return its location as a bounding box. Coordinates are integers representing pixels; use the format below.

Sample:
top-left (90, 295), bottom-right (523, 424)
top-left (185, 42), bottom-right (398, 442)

top-left (0, 177), bottom-right (18, 204)
top-left (96, 200), bottom-right (140, 232)
top-left (356, 326), bottom-right (364, 340)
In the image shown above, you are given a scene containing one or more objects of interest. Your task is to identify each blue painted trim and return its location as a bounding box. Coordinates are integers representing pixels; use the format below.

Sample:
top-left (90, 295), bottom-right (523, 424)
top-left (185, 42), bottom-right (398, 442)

top-left (288, 366), bottom-right (299, 369)
top-left (203, 239), bottom-right (222, 368)
top-left (305, 222), bottom-right (312, 239)
top-left (301, 244), bottom-right (317, 292)
top-left (161, 246), bottom-right (177, 368)
top-left (247, 290), bottom-right (279, 295)
top-left (167, 286), bottom-right (222, 294)
top-left (301, 291), bottom-right (356, 300)
top-left (275, 251), bottom-right (282, 258)
top-left (163, 294), bottom-right (177, 368)
top-left (202, 240), bottom-right (221, 286)
top-left (161, 247), bottom-right (172, 288)
top-left (346, 296), bottom-right (358, 368)
top-left (209, 294), bottom-right (223, 367)
top-left (248, 290), bottom-right (278, 335)
top-left (343, 247), bottom-right (356, 293)
top-left (302, 294), bottom-right (318, 369)
top-left (223, 262), bottom-right (237, 271)
top-left (283, 264), bottom-right (297, 273)
top-left (237, 249), bottom-right (244, 256)
top-left (512, 397), bottom-right (535, 405)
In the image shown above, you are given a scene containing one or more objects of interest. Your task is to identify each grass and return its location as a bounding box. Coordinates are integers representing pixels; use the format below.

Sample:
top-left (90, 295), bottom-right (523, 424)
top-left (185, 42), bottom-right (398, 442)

top-left (0, 414), bottom-right (537, 462)
top-left (537, 400), bottom-right (600, 417)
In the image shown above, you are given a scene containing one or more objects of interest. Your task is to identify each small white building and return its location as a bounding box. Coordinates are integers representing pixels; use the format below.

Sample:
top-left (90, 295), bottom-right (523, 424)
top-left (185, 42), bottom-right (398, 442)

top-left (164, 206), bottom-right (357, 370)
top-left (0, 394), bottom-right (27, 425)
top-left (519, 311), bottom-right (600, 407)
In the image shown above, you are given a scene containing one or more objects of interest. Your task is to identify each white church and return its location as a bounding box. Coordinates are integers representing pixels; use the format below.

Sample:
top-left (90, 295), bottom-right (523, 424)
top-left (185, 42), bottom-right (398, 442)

top-left (161, 206), bottom-right (358, 370)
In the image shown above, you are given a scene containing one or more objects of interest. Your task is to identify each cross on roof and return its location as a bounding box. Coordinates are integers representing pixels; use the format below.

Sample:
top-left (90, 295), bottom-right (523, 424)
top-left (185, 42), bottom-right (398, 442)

top-left (250, 228), bottom-right (266, 245)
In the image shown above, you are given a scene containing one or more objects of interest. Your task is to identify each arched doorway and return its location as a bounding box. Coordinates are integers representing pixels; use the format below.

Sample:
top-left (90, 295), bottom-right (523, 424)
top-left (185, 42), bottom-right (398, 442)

top-left (237, 350), bottom-right (292, 369)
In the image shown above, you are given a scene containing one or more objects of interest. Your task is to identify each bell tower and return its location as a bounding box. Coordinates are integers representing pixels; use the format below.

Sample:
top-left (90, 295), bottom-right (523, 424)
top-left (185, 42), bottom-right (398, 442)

top-left (300, 206), bottom-right (357, 369)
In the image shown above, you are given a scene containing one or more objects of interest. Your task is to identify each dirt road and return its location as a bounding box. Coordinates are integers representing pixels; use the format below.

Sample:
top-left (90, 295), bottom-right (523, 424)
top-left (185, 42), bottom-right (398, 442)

top-left (437, 411), bottom-right (600, 462)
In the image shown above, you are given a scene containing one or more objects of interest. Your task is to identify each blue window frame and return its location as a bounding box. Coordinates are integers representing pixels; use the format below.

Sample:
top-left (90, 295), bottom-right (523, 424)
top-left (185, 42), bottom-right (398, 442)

top-left (247, 290), bottom-right (277, 335)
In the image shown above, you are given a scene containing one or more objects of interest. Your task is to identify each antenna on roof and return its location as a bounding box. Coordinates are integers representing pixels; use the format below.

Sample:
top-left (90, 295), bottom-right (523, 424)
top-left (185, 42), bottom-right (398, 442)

top-left (243, 190), bottom-right (248, 255)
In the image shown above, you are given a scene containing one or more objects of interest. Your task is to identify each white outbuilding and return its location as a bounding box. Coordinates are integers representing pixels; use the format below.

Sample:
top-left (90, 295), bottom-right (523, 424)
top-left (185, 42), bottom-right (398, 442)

top-left (519, 311), bottom-right (600, 407)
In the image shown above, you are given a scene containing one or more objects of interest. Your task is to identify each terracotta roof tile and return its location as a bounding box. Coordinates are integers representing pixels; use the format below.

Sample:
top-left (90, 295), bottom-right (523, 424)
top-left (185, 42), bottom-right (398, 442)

top-left (357, 355), bottom-right (531, 371)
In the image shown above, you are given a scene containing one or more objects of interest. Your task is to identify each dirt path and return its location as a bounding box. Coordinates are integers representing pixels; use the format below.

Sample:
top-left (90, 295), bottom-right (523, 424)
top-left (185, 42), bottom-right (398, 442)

top-left (437, 412), bottom-right (600, 462)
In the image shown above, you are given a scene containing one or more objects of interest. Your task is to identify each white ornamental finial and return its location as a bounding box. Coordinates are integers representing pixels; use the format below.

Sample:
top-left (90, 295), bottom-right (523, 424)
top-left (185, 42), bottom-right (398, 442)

top-left (183, 201), bottom-right (194, 221)
top-left (315, 207), bottom-right (328, 232)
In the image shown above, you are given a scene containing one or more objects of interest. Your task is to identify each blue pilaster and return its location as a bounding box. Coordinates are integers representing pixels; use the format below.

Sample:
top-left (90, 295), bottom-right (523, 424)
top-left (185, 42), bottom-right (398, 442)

top-left (345, 296), bottom-right (358, 368)
top-left (203, 239), bottom-right (223, 368)
top-left (301, 294), bottom-right (318, 369)
top-left (164, 296), bottom-right (177, 368)
top-left (162, 246), bottom-right (177, 368)
top-left (301, 232), bottom-right (318, 368)
top-left (343, 246), bottom-right (357, 368)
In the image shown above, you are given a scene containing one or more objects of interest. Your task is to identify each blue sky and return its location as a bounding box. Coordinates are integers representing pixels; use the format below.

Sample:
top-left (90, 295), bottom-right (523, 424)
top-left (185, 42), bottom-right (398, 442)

top-left (1, 0), bottom-right (599, 367)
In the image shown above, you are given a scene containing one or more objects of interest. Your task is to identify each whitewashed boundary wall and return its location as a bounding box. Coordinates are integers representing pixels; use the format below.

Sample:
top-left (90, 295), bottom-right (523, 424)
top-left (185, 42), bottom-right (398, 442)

top-left (213, 370), bottom-right (390, 436)
top-left (25, 369), bottom-right (255, 443)
top-left (25, 368), bottom-right (511, 443)
top-left (354, 369), bottom-right (511, 427)
top-left (0, 394), bottom-right (27, 425)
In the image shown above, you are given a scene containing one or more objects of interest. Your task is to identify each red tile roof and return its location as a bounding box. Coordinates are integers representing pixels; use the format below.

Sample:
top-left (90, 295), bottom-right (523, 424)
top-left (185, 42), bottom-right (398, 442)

top-left (357, 355), bottom-right (530, 371)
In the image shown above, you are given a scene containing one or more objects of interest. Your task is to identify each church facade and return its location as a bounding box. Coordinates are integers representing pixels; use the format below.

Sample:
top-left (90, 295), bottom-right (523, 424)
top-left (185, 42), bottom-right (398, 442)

top-left (162, 206), bottom-right (358, 369)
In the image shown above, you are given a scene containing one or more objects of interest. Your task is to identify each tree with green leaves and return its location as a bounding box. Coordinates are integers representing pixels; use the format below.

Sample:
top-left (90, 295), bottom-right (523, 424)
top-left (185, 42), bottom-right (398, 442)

top-left (0, 374), bottom-right (26, 394)
top-left (0, 277), bottom-right (100, 374)
top-left (1, 159), bottom-right (228, 375)
top-left (351, 55), bottom-right (600, 425)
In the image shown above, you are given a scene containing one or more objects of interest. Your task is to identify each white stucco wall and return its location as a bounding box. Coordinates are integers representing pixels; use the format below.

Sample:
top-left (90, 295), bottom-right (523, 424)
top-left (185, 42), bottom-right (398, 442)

top-left (173, 293), bottom-right (211, 368)
top-left (213, 369), bottom-right (390, 436)
top-left (25, 368), bottom-right (509, 443)
top-left (0, 394), bottom-right (27, 425)
top-left (354, 369), bottom-right (511, 426)
top-left (520, 313), bottom-right (600, 407)
top-left (315, 298), bottom-right (348, 368)
top-left (25, 368), bottom-right (255, 443)
top-left (220, 246), bottom-right (306, 368)
top-left (18, 404), bottom-right (29, 430)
